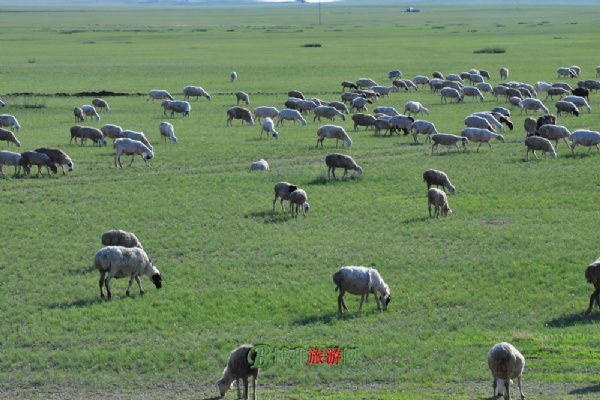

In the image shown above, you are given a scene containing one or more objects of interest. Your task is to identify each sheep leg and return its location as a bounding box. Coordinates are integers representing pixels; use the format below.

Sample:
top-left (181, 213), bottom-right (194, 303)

top-left (517, 375), bottom-right (525, 400)
top-left (374, 293), bottom-right (381, 311)
top-left (236, 378), bottom-right (242, 400)
top-left (104, 274), bottom-right (113, 299)
top-left (358, 294), bottom-right (366, 312)
top-left (0, 165), bottom-right (4, 177)
top-left (487, 142), bottom-right (493, 152)
top-left (243, 376), bottom-right (249, 400)
top-left (343, 169), bottom-right (348, 180)
top-left (99, 271), bottom-right (106, 298)
top-left (428, 200), bottom-right (432, 217)
top-left (251, 375), bottom-right (257, 400)
top-left (586, 287), bottom-right (600, 315)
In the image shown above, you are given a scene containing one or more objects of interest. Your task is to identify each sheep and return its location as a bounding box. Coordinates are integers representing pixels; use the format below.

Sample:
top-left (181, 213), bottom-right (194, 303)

top-left (446, 74), bottom-right (464, 84)
top-left (100, 124), bottom-right (123, 142)
top-left (468, 73), bottom-right (485, 84)
top-left (536, 114), bottom-right (556, 132)
top-left (563, 95), bottom-right (591, 113)
top-left (538, 124), bottom-right (571, 148)
top-left (0, 150), bottom-right (24, 176)
top-left (250, 159), bottom-right (269, 171)
top-left (227, 106), bottom-right (254, 126)
top-left (101, 229), bottom-right (143, 249)
top-left (351, 113), bottom-right (376, 131)
top-left (423, 169), bottom-right (455, 194)
top-left (350, 97), bottom-right (371, 113)
top-left (472, 112), bottom-right (511, 132)
top-left (544, 87), bottom-right (569, 101)
top-left (552, 82), bottom-right (574, 92)
top-left (460, 127), bottom-right (505, 152)
top-left (356, 78), bottom-right (378, 89)
top-left (92, 98), bottom-right (110, 113)
top-left (289, 188), bottom-right (309, 218)
top-left (525, 136), bottom-right (556, 160)
top-left (392, 79), bottom-right (409, 91)
top-left (0, 128), bottom-right (21, 147)
top-left (413, 75), bottom-right (430, 88)
top-left (440, 87), bottom-right (463, 103)
top-left (519, 98), bottom-right (549, 115)
top-left (557, 67), bottom-right (577, 78)
top-left (272, 182), bottom-right (298, 212)
top-left (427, 188), bottom-right (452, 218)
top-left (518, 83), bottom-right (538, 97)
top-left (508, 96), bottom-right (522, 108)
top-left (571, 87), bottom-right (590, 101)
top-left (325, 153), bottom-right (362, 180)
top-left (372, 106), bottom-right (398, 117)
top-left (524, 117), bottom-right (537, 137)
top-left (569, 65), bottom-right (581, 76)
top-left (296, 99), bottom-right (318, 114)
top-left (147, 89), bottom-right (174, 104)
top-left (286, 90), bottom-right (304, 100)
top-left (327, 101), bottom-right (349, 114)
top-left (79, 126), bottom-right (107, 147)
top-left (341, 80), bottom-right (359, 91)
top-left (0, 99), bottom-right (4, 107)
top-left (313, 106), bottom-right (346, 123)
top-left (182, 86), bottom-right (211, 101)
top-left (493, 85), bottom-right (509, 101)
top-left (94, 246), bottom-right (161, 298)
top-left (371, 85), bottom-right (397, 98)
top-left (79, 105), bottom-right (100, 121)
top-left (277, 109), bottom-right (306, 126)
top-left (20, 151), bottom-right (57, 176)
top-left (159, 121), bottom-right (177, 144)
top-left (113, 138), bottom-right (153, 167)
top-left (34, 147), bottom-right (73, 175)
top-left (460, 72), bottom-right (471, 81)
top-left (332, 266), bottom-right (391, 314)
top-left (119, 130), bottom-right (152, 150)
top-left (585, 257), bottom-right (600, 315)
top-left (0, 114), bottom-right (21, 132)
top-left (535, 81), bottom-right (553, 94)
top-left (504, 88), bottom-right (524, 102)
top-left (570, 130), bottom-right (600, 155)
top-left (404, 101), bottom-right (429, 116)
top-left (491, 107), bottom-right (510, 117)
top-left (216, 344), bottom-right (259, 400)
top-left (73, 107), bottom-right (84, 122)
top-left (479, 70), bottom-right (491, 79)
top-left (230, 71), bottom-right (237, 82)
top-left (555, 101), bottom-right (580, 117)
top-left (476, 82), bottom-right (494, 96)
top-left (232, 91), bottom-right (250, 105)
top-left (431, 71), bottom-right (444, 80)
top-left (389, 115), bottom-right (414, 136)
top-left (316, 125), bottom-right (352, 149)
top-left (582, 79), bottom-right (600, 92)
top-left (428, 78), bottom-right (445, 93)
top-left (161, 100), bottom-right (191, 117)
top-left (463, 86), bottom-right (485, 102)
top-left (67, 124), bottom-right (81, 145)
top-left (464, 115), bottom-right (495, 132)
top-left (431, 134), bottom-right (468, 154)
top-left (411, 120), bottom-right (438, 144)
top-left (388, 70), bottom-right (402, 80)
top-left (372, 117), bottom-right (394, 136)
top-left (487, 342), bottom-right (526, 400)
top-left (260, 117), bottom-right (278, 140)
top-left (400, 79), bottom-right (419, 91)
top-left (252, 106), bottom-right (279, 123)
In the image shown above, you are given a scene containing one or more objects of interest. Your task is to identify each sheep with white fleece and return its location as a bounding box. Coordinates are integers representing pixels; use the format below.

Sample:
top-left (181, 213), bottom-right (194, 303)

top-left (147, 89), bottom-right (174, 103)
top-left (404, 101), bottom-right (429, 116)
top-left (333, 266), bottom-right (391, 314)
top-left (411, 120), bottom-right (438, 144)
top-left (120, 130), bottom-right (153, 150)
top-left (216, 344), bottom-right (259, 400)
top-left (431, 134), bottom-right (468, 154)
top-left (101, 229), bottom-right (143, 249)
top-left (159, 121), bottom-right (177, 143)
top-left (0, 128), bottom-right (21, 147)
top-left (464, 115), bottom-right (495, 132)
top-left (525, 136), bottom-right (556, 160)
top-left (100, 124), bottom-right (123, 142)
top-left (316, 125), bottom-right (352, 149)
top-left (260, 117), bottom-right (278, 140)
top-left (113, 138), bottom-right (153, 167)
top-left (0, 150), bottom-right (24, 176)
top-left (460, 127), bottom-right (505, 152)
top-left (488, 342), bottom-right (526, 400)
top-left (0, 114), bottom-right (21, 132)
top-left (92, 98), bottom-right (110, 113)
top-left (250, 159), bottom-right (269, 171)
top-left (538, 124), bottom-right (571, 148)
top-left (81, 105), bottom-right (100, 121)
top-left (427, 188), bottom-right (452, 218)
top-left (273, 182), bottom-right (298, 212)
top-left (182, 86), bottom-right (211, 101)
top-left (289, 188), bottom-right (309, 218)
top-left (162, 100), bottom-right (191, 117)
top-left (570, 130), bottom-right (600, 155)
top-left (563, 96), bottom-right (591, 113)
top-left (253, 106), bottom-right (279, 123)
top-left (463, 86), bottom-right (485, 102)
top-left (313, 106), bottom-right (346, 122)
top-left (519, 98), bottom-right (549, 115)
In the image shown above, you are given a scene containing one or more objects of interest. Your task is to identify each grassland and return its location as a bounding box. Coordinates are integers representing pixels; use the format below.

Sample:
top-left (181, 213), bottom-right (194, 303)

top-left (0, 3), bottom-right (600, 399)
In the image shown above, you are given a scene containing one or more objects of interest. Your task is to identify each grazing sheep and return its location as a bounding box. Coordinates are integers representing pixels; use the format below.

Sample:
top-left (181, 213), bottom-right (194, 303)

top-left (582, 79), bottom-right (600, 92)
top-left (327, 101), bottom-right (349, 114)
top-left (120, 130), bottom-right (152, 150)
top-left (250, 159), bottom-right (269, 171)
top-left (0, 128), bottom-right (21, 147)
top-left (350, 97), bottom-right (371, 113)
top-left (476, 82), bottom-right (494, 96)
top-left (277, 109), bottom-right (306, 126)
top-left (289, 188), bottom-right (309, 218)
top-left (287, 90), bottom-right (304, 100)
top-left (491, 107), bottom-right (510, 117)
top-left (518, 83), bottom-right (538, 97)
top-left (373, 117), bottom-right (394, 136)
top-left (400, 79), bottom-right (418, 91)
top-left (92, 98), bottom-right (110, 113)
top-left (235, 91), bottom-right (250, 106)
top-left (552, 82), bottom-right (574, 92)
top-left (79, 126), bottom-right (107, 147)
top-left (432, 71), bottom-right (444, 80)
top-left (0, 150), bottom-right (24, 176)
top-left (423, 169), bottom-right (455, 194)
top-left (538, 124), bottom-right (571, 148)
top-left (147, 89), bottom-right (174, 103)
top-left (230, 71), bottom-right (237, 82)
top-left (525, 136), bottom-right (556, 160)
top-left (571, 87), bottom-right (590, 101)
top-left (253, 106), bottom-right (279, 123)
top-left (570, 130), bottom-right (600, 155)
top-left (488, 342), bottom-right (526, 400)
top-left (68, 125), bottom-right (84, 145)
top-left (182, 86), bottom-right (211, 101)
top-left (388, 70), bottom-right (402, 80)
top-left (472, 112), bottom-right (510, 132)
top-left (392, 79), bottom-right (409, 91)
top-left (413, 75), bottom-right (430, 88)
top-left (94, 246), bottom-right (161, 298)
top-left (463, 86), bottom-right (485, 102)
top-left (468, 73), bottom-right (485, 84)
top-left (284, 98), bottom-right (300, 110)
top-left (504, 88), bottom-right (524, 102)
top-left (493, 85), bottom-right (509, 101)
top-left (524, 117), bottom-right (537, 137)
top-left (535, 81), bottom-right (553, 95)
top-left (313, 106), bottom-right (346, 123)
top-left (389, 115), bottom-right (415, 136)
top-left (80, 105), bottom-right (100, 121)
top-left (159, 121), bottom-right (177, 143)
top-left (508, 96), bottom-right (522, 108)
top-left (519, 98), bottom-right (549, 115)
top-left (411, 120), bottom-right (438, 144)
top-left (429, 78), bottom-right (445, 93)
top-left (227, 107), bottom-right (254, 126)
top-left (480, 70), bottom-right (491, 79)
top-left (431, 134), bottom-right (468, 154)
top-left (325, 153), bottom-right (362, 180)
top-left (351, 113), bottom-right (376, 131)
top-left (585, 257), bottom-right (600, 315)
top-left (446, 74), bottom-right (465, 84)
top-left (20, 151), bottom-right (57, 176)
top-left (101, 229), bottom-right (143, 249)
top-left (216, 344), bottom-right (259, 400)
top-left (460, 127), bottom-right (505, 152)
top-left (545, 87), bottom-right (569, 101)
top-left (316, 125), bottom-right (352, 149)
top-left (356, 78), bottom-right (378, 89)
top-left (73, 107), bottom-right (84, 122)
top-left (404, 101), bottom-right (429, 116)
top-left (333, 266), bottom-right (391, 314)
top-left (0, 114), bottom-right (21, 132)
top-left (563, 95), bottom-right (591, 113)
top-left (272, 182), bottom-right (298, 212)
top-left (464, 115), bottom-right (495, 132)
top-left (113, 138), bottom-right (153, 167)
top-left (536, 114), bottom-right (556, 133)
top-left (372, 106), bottom-right (398, 117)
top-left (34, 147), bottom-right (73, 175)
top-left (100, 124), bottom-right (123, 142)
top-left (440, 87), bottom-right (463, 104)
top-left (371, 85), bottom-right (397, 98)
top-left (162, 100), bottom-right (191, 117)
top-left (296, 99), bottom-right (318, 114)
top-left (557, 67), bottom-right (577, 78)
top-left (341, 80), bottom-right (359, 91)
top-left (427, 187), bottom-right (452, 218)
top-left (260, 117), bottom-right (278, 140)
top-left (555, 101), bottom-right (580, 117)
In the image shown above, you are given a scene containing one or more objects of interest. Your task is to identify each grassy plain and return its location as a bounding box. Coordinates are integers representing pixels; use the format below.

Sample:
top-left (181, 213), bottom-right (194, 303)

top-left (1, 2), bottom-right (600, 399)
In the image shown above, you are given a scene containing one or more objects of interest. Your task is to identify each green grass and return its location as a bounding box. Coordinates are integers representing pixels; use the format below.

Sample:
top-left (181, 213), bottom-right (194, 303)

top-left (1, 3), bottom-right (600, 399)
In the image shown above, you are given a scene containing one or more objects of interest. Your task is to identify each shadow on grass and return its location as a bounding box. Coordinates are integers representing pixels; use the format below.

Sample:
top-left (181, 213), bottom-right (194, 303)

top-left (245, 211), bottom-right (293, 224)
top-left (545, 311), bottom-right (600, 328)
top-left (201, 397), bottom-right (222, 400)
top-left (402, 216), bottom-right (431, 224)
top-left (569, 384), bottom-right (600, 395)
top-left (291, 311), bottom-right (373, 326)
top-left (46, 297), bottom-right (106, 309)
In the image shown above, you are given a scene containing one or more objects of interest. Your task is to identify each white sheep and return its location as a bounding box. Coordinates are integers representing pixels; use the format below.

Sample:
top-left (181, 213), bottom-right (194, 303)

top-left (371, 85), bottom-right (397, 98)
top-left (289, 188), bottom-right (309, 218)
top-left (0, 114), bottom-right (21, 132)
top-left (411, 120), bottom-right (438, 144)
top-left (313, 106), bottom-right (346, 122)
top-left (555, 101), bottom-right (580, 117)
top-left (113, 138), bottom-right (153, 167)
top-left (373, 106), bottom-right (399, 117)
top-left (216, 344), bottom-right (259, 400)
top-left (332, 266), bottom-right (391, 313)
top-left (34, 147), bottom-right (74, 175)
top-left (508, 96), bottom-right (522, 108)
top-left (468, 73), bottom-right (485, 84)
top-left (0, 128), bottom-right (21, 147)
top-left (0, 150), bottom-right (24, 176)
top-left (92, 98), bottom-right (110, 113)
top-left (476, 82), bottom-right (494, 95)
top-left (100, 124), bottom-right (123, 142)
top-left (487, 342), bottom-right (526, 400)
top-left (272, 182), bottom-right (298, 212)
top-left (325, 153), bottom-right (362, 180)
top-left (356, 78), bottom-right (378, 89)
top-left (563, 95), bottom-right (591, 113)
top-left (147, 89), bottom-right (174, 103)
top-left (253, 106), bottom-right (279, 123)
top-left (388, 70), bottom-right (402, 80)
top-left (260, 117), bottom-right (278, 140)
top-left (440, 87), bottom-right (463, 103)
top-left (235, 91), bottom-right (250, 105)
top-left (79, 126), bottom-right (107, 147)
top-left (94, 246), bottom-right (161, 298)
top-left (570, 130), bottom-right (600, 155)
top-left (296, 99), bottom-right (318, 114)
top-left (525, 136), bottom-right (556, 160)
top-left (431, 134), bottom-right (468, 154)
top-left (537, 124), bottom-right (571, 148)
top-left (101, 229), bottom-right (143, 249)
top-left (423, 169), bottom-right (455, 194)
top-left (518, 83), bottom-right (538, 97)
top-left (250, 159), bottom-right (269, 171)
top-left (389, 115), bottom-right (415, 136)
top-left (557, 67), bottom-right (577, 78)
top-left (373, 117), bottom-right (393, 136)
top-left (491, 107), bottom-right (510, 117)
top-left (182, 85), bottom-right (211, 101)
top-left (463, 86), bottom-right (485, 102)
top-left (404, 101), bottom-right (429, 116)
top-left (277, 109), bottom-right (306, 126)
top-left (519, 98), bottom-right (549, 115)
top-left (460, 127), bottom-right (505, 152)
top-left (473, 112), bottom-right (510, 132)
top-left (20, 151), bottom-right (57, 176)
top-left (230, 71), bottom-right (237, 82)
top-left (119, 130), bottom-right (153, 150)
top-left (227, 106), bottom-right (254, 126)
top-left (316, 125), bottom-right (352, 149)
top-left (596, 66), bottom-right (600, 78)
top-left (162, 100), bottom-right (191, 117)
top-left (413, 75), bottom-right (430, 87)
top-left (427, 187), bottom-right (452, 218)
top-left (350, 97), bottom-right (371, 113)
top-left (73, 107), bottom-right (84, 122)
top-left (159, 122), bottom-right (177, 143)
top-left (327, 101), bottom-right (349, 114)
top-left (464, 115), bottom-right (495, 132)
top-left (446, 74), bottom-right (465, 84)
top-left (81, 105), bottom-right (101, 121)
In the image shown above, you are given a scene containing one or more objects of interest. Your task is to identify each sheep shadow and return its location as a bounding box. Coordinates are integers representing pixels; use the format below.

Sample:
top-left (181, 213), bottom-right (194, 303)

top-left (46, 297), bottom-right (105, 310)
top-left (201, 396), bottom-right (222, 400)
top-left (245, 211), bottom-right (294, 224)
top-left (291, 312), bottom-right (343, 326)
top-left (569, 384), bottom-right (600, 395)
top-left (545, 311), bottom-right (600, 328)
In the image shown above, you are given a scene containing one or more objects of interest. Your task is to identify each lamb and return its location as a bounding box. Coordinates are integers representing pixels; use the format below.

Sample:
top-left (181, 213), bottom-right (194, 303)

top-left (260, 117), bottom-right (278, 140)
top-left (216, 344), bottom-right (259, 400)
top-left (487, 342), bottom-right (526, 400)
top-left (350, 97), bottom-right (371, 113)
top-left (272, 182), bottom-right (298, 212)
top-left (20, 151), bottom-right (57, 176)
top-left (423, 169), bottom-right (455, 194)
top-left (182, 86), bottom-right (211, 101)
top-left (230, 71), bottom-right (237, 82)
top-left (159, 121), bottom-right (178, 143)
top-left (585, 257), bottom-right (600, 315)
top-left (411, 120), bottom-right (438, 144)
top-left (162, 100), bottom-right (191, 117)
top-left (92, 98), bottom-right (110, 113)
top-left (227, 107), bottom-right (254, 126)
top-left (563, 95), bottom-right (591, 113)
top-left (0, 114), bottom-right (21, 132)
top-left (332, 266), bottom-right (391, 313)
top-left (519, 98), bottom-right (549, 115)
top-left (113, 138), bottom-right (153, 167)
top-left (440, 87), bottom-right (463, 103)
top-left (0, 128), bottom-right (21, 147)
top-left (431, 134), bottom-right (468, 154)
top-left (555, 101), bottom-right (580, 117)
top-left (570, 130), bottom-right (600, 155)
top-left (120, 130), bottom-right (152, 150)
top-left (427, 188), bottom-right (452, 218)
top-left (557, 67), bottom-right (577, 78)
top-left (525, 136), bottom-right (556, 160)
top-left (524, 117), bottom-right (537, 137)
top-left (253, 106), bottom-right (279, 123)
top-left (356, 78), bottom-right (378, 89)
top-left (341, 80), bottom-right (359, 91)
top-left (464, 115), bottom-right (495, 132)
top-left (81, 105), bottom-right (100, 121)
top-left (316, 125), bottom-right (352, 149)
top-left (289, 188), bottom-right (309, 218)
top-left (508, 96), bottom-right (523, 108)
top-left (147, 89), bottom-right (174, 103)
top-left (313, 106), bottom-right (346, 123)
top-left (403, 101), bottom-right (429, 116)
top-left (235, 91), bottom-right (250, 105)
top-left (73, 107), bottom-right (84, 122)
top-left (100, 124), bottom-right (123, 142)
top-left (538, 124), bottom-right (571, 148)
top-left (94, 246), bottom-right (161, 298)
top-left (325, 153), bottom-right (362, 180)
top-left (250, 159), bottom-right (269, 171)
top-left (388, 70), bottom-right (402, 80)
top-left (327, 101), bottom-right (349, 114)
top-left (79, 126), bottom-right (107, 147)
top-left (460, 127), bottom-right (505, 152)
top-left (413, 75), bottom-right (430, 88)
top-left (544, 87), bottom-right (569, 101)
top-left (373, 117), bottom-right (394, 136)
top-left (0, 150), bottom-right (24, 176)
top-left (34, 147), bottom-right (74, 175)
top-left (101, 229), bottom-right (143, 249)
top-left (351, 113), bottom-right (376, 131)
top-left (277, 109), bottom-right (306, 126)
top-left (463, 86), bottom-right (485, 102)
top-left (389, 115), bottom-right (415, 136)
